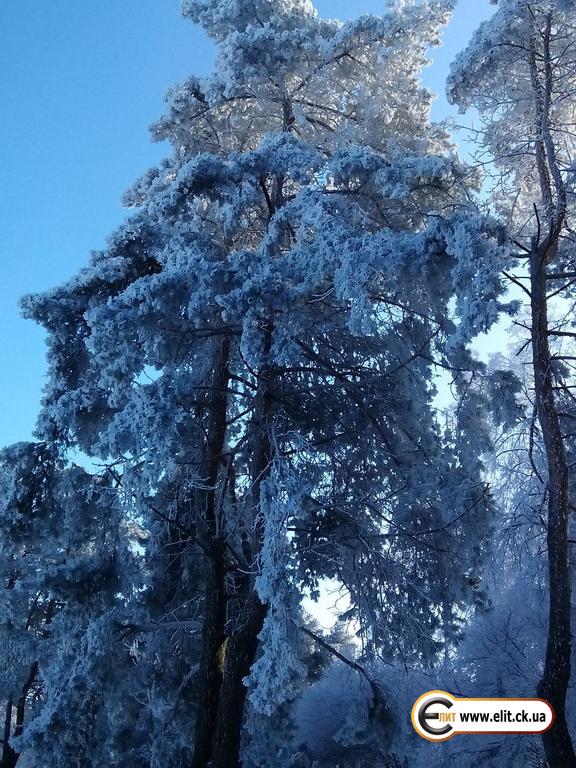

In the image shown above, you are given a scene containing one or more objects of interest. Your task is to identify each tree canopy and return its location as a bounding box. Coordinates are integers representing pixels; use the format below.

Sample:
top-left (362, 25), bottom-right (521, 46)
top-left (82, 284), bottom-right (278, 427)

top-left (3, 1), bottom-right (576, 767)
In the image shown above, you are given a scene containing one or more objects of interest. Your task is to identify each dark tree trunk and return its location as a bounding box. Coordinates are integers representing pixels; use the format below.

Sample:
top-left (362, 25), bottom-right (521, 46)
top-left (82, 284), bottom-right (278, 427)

top-left (2, 698), bottom-right (17, 768)
top-left (526, 19), bottom-right (576, 760)
top-left (191, 549), bottom-right (227, 768)
top-left (531, 248), bottom-right (576, 768)
top-left (210, 593), bottom-right (267, 768)
top-left (14, 662), bottom-right (38, 740)
top-left (2, 597), bottom-right (54, 768)
top-left (191, 337), bottom-right (232, 768)
top-left (1, 659), bottom-right (40, 768)
top-left (211, 324), bottom-right (275, 768)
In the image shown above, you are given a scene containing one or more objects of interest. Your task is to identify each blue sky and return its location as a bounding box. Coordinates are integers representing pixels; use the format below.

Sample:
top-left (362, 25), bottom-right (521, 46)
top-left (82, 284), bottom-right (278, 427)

top-left (0, 0), bottom-right (493, 448)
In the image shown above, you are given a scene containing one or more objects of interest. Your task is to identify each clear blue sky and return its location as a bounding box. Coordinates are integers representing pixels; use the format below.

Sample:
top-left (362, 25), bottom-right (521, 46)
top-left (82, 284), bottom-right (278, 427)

top-left (0, 0), bottom-right (493, 448)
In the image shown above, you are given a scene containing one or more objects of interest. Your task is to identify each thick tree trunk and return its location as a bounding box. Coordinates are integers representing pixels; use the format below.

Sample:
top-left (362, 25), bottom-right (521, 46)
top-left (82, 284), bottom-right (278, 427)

top-left (210, 593), bottom-right (267, 768)
top-left (191, 547), bottom-right (228, 768)
top-left (191, 337), bottom-right (232, 768)
top-left (211, 325), bottom-right (274, 768)
top-left (531, 249), bottom-right (576, 768)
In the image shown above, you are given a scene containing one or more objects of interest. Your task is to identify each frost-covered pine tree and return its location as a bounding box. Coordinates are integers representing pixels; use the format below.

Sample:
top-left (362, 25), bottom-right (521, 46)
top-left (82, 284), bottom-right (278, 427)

top-left (449, 2), bottom-right (576, 765)
top-left (4, 1), bottom-right (515, 766)
top-left (0, 442), bottom-right (133, 768)
top-left (291, 357), bottom-right (526, 768)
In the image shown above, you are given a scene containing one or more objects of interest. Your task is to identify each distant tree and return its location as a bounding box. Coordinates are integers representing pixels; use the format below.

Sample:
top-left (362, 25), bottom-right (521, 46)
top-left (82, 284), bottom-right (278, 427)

top-left (449, 2), bottom-right (576, 764)
top-left (0, 443), bottom-right (131, 768)
top-left (291, 359), bottom-right (527, 768)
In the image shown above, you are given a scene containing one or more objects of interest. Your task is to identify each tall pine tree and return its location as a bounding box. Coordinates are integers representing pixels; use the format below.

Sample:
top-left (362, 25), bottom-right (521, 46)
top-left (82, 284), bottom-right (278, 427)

top-left (3, 1), bottom-right (512, 765)
top-left (450, 2), bottom-right (576, 764)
